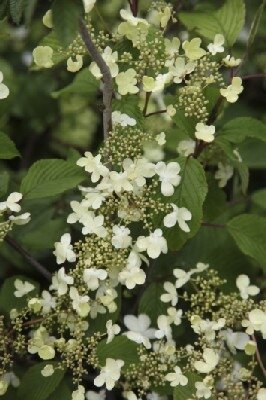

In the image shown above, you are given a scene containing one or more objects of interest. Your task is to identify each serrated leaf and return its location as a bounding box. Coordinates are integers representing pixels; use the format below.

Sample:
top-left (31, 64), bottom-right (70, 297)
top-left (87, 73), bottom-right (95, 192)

top-left (139, 283), bottom-right (168, 325)
top-left (52, 69), bottom-right (99, 98)
top-left (16, 362), bottom-right (65, 400)
top-left (9, 0), bottom-right (23, 24)
top-left (97, 336), bottom-right (139, 368)
top-left (218, 117), bottom-right (266, 143)
top-left (47, 380), bottom-right (71, 400)
top-left (227, 214), bottom-right (266, 271)
top-left (164, 157), bottom-right (208, 251)
top-left (20, 218), bottom-right (66, 250)
top-left (179, 0), bottom-right (245, 46)
top-left (20, 159), bottom-right (86, 200)
top-left (0, 275), bottom-right (39, 314)
top-left (52, 0), bottom-right (84, 47)
top-left (252, 189), bottom-right (266, 210)
top-left (0, 132), bottom-right (20, 159)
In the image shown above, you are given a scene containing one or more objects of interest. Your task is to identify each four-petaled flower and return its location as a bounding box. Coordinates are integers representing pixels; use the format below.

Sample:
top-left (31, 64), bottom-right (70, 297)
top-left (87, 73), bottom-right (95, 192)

top-left (53, 233), bottom-right (76, 264)
top-left (94, 358), bottom-right (124, 390)
top-left (165, 366), bottom-right (188, 387)
top-left (136, 229), bottom-right (167, 259)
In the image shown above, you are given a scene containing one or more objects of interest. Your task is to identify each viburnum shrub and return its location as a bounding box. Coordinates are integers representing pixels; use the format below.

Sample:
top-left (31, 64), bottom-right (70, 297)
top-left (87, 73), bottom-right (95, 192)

top-left (0, 1), bottom-right (266, 399)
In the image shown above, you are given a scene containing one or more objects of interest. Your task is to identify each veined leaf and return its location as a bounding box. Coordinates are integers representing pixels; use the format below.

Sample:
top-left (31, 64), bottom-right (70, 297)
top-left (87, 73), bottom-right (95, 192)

top-left (218, 117), bottom-right (266, 144)
top-left (9, 0), bottom-right (23, 24)
top-left (20, 159), bottom-right (86, 200)
top-left (252, 189), bottom-right (266, 210)
top-left (52, 69), bottom-right (99, 98)
top-left (139, 282), bottom-right (168, 325)
top-left (97, 336), bottom-right (139, 368)
top-left (179, 0), bottom-right (245, 46)
top-left (0, 132), bottom-right (20, 159)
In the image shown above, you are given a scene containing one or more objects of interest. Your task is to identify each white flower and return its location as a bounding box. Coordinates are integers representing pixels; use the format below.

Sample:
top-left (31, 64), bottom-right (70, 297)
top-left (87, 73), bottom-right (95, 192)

top-left (220, 77), bottom-right (243, 103)
top-left (90, 47), bottom-right (118, 79)
top-left (53, 233), bottom-right (76, 264)
top-left (83, 0), bottom-right (96, 13)
top-left (0, 192), bottom-right (22, 212)
top-left (9, 212), bottom-right (31, 225)
top-left (97, 287), bottom-right (118, 313)
top-left (94, 358), bottom-right (124, 390)
top-left (0, 380), bottom-right (8, 396)
top-left (112, 111), bottom-right (136, 127)
top-left (207, 34), bottom-right (224, 55)
top-left (160, 282), bottom-right (178, 306)
top-left (124, 314), bottom-right (156, 349)
top-left (49, 267), bottom-right (74, 296)
top-left (14, 279), bottom-right (34, 297)
top-left (215, 162), bottom-right (234, 187)
top-left (191, 316), bottom-right (225, 341)
top-left (118, 264), bottom-right (146, 289)
top-left (167, 307), bottom-right (183, 326)
top-left (86, 390), bottom-right (105, 400)
top-left (41, 290), bottom-right (56, 313)
top-left (155, 161), bottom-right (181, 196)
top-left (123, 158), bottom-right (156, 188)
top-left (143, 142), bottom-right (164, 162)
top-left (69, 287), bottom-right (90, 317)
top-left (81, 212), bottom-right (107, 238)
top-left (164, 37), bottom-right (180, 57)
top-left (41, 364), bottom-right (54, 377)
top-left (155, 315), bottom-right (172, 341)
top-left (0, 71), bottom-right (9, 99)
top-left (116, 69), bottom-right (139, 95)
top-left (72, 385), bottom-right (85, 400)
top-left (67, 201), bottom-right (90, 224)
top-left (67, 55), bottom-right (83, 72)
top-left (136, 229), bottom-right (167, 259)
top-left (2, 371), bottom-right (20, 388)
top-left (163, 204), bottom-right (192, 232)
top-left (106, 320), bottom-right (121, 343)
top-left (182, 38), bottom-right (206, 60)
top-left (83, 268), bottom-right (108, 291)
top-left (156, 132), bottom-right (166, 146)
top-left (257, 388), bottom-right (266, 400)
top-left (43, 10), bottom-right (53, 28)
top-left (177, 139), bottom-right (196, 156)
top-left (166, 104), bottom-right (176, 117)
top-left (222, 55), bottom-right (241, 67)
top-left (33, 46), bottom-right (53, 68)
top-left (242, 309), bottom-right (266, 338)
top-left (195, 123), bottom-right (215, 143)
top-left (120, 9), bottom-right (149, 26)
top-left (81, 187), bottom-right (107, 209)
top-left (195, 381), bottom-right (212, 399)
top-left (223, 329), bottom-right (250, 354)
top-left (173, 268), bottom-right (191, 288)
top-left (191, 262), bottom-right (209, 273)
top-left (77, 152), bottom-right (108, 182)
top-left (165, 366), bottom-right (188, 387)
top-left (28, 327), bottom-right (55, 360)
top-left (236, 275), bottom-right (260, 300)
top-left (194, 348), bottom-right (219, 374)
top-left (112, 225), bottom-right (132, 249)
top-left (169, 57), bottom-right (195, 83)
top-left (142, 74), bottom-right (171, 93)
top-left (105, 171), bottom-right (133, 193)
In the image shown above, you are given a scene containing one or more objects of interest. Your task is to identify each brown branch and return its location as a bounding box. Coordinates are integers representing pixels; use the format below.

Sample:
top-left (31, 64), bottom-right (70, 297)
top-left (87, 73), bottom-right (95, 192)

top-left (143, 92), bottom-right (151, 116)
top-left (252, 334), bottom-right (266, 379)
top-left (241, 73), bottom-right (266, 81)
top-left (128, 0), bottom-right (139, 17)
top-left (145, 109), bottom-right (167, 118)
top-left (79, 19), bottom-right (113, 138)
top-left (4, 235), bottom-right (52, 281)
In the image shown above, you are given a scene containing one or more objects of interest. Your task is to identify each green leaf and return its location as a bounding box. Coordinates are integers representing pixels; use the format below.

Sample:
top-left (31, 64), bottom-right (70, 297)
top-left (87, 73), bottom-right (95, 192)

top-left (227, 214), bottom-right (266, 271)
top-left (9, 0), bottom-right (23, 24)
top-left (218, 117), bottom-right (266, 144)
top-left (16, 362), bottom-right (65, 400)
top-left (164, 157), bottom-right (208, 251)
top-left (173, 373), bottom-right (202, 400)
top-left (20, 218), bottom-right (66, 250)
top-left (179, 0), bottom-right (245, 46)
top-left (0, 275), bottom-right (39, 314)
top-left (113, 96), bottom-right (144, 127)
top-left (247, 0), bottom-right (266, 50)
top-left (252, 189), bottom-right (266, 210)
top-left (0, 132), bottom-right (20, 159)
top-left (52, 0), bottom-right (84, 47)
top-left (203, 174), bottom-right (226, 222)
top-left (139, 283), bottom-right (168, 325)
top-left (47, 380), bottom-right (71, 400)
top-left (20, 159), bottom-right (86, 200)
top-left (97, 336), bottom-right (139, 368)
top-left (52, 69), bottom-right (99, 98)
top-left (172, 109), bottom-right (197, 137)
top-left (0, 171), bottom-right (9, 197)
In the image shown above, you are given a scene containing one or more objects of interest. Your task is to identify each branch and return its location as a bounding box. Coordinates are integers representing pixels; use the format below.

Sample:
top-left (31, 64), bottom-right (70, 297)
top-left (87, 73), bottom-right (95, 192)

top-left (241, 73), bottom-right (266, 81)
top-left (79, 19), bottom-right (113, 138)
top-left (252, 334), bottom-right (266, 379)
top-left (4, 235), bottom-right (52, 281)
top-left (145, 109), bottom-right (167, 118)
top-left (128, 0), bottom-right (139, 17)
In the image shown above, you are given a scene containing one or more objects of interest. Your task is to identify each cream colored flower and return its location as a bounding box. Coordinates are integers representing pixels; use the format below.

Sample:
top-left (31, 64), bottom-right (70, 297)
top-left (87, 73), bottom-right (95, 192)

top-left (33, 46), bottom-right (54, 68)
top-left (222, 55), bottom-right (241, 67)
top-left (43, 10), bottom-right (53, 28)
top-left (182, 38), bottom-right (206, 60)
top-left (116, 69), bottom-right (139, 95)
top-left (165, 366), bottom-right (188, 387)
top-left (195, 123), bottom-right (215, 143)
top-left (94, 358), bottom-right (124, 390)
top-left (207, 34), bottom-right (224, 55)
top-left (177, 139), bottom-right (196, 156)
top-left (194, 348), bottom-right (219, 374)
top-left (67, 55), bottom-right (83, 72)
top-left (0, 71), bottom-right (9, 99)
top-left (220, 77), bottom-right (243, 103)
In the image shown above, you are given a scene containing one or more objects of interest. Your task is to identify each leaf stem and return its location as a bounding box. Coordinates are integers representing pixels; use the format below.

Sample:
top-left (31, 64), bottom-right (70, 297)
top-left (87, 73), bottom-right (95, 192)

top-left (79, 19), bottom-right (113, 138)
top-left (4, 235), bottom-right (52, 281)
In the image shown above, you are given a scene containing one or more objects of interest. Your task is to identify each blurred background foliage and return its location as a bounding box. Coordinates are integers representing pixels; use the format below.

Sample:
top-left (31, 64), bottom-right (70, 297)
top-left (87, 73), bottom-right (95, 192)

top-left (0, 0), bottom-right (265, 288)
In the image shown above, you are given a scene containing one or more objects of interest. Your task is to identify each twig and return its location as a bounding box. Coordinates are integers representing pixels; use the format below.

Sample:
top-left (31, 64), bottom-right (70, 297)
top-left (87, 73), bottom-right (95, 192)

top-left (143, 92), bottom-right (151, 116)
top-left (241, 73), bottom-right (266, 81)
top-left (4, 235), bottom-right (52, 281)
top-left (201, 222), bottom-right (226, 229)
top-left (252, 334), bottom-right (266, 378)
top-left (145, 109), bottom-right (167, 117)
top-left (79, 19), bottom-right (113, 138)
top-left (128, 0), bottom-right (139, 17)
